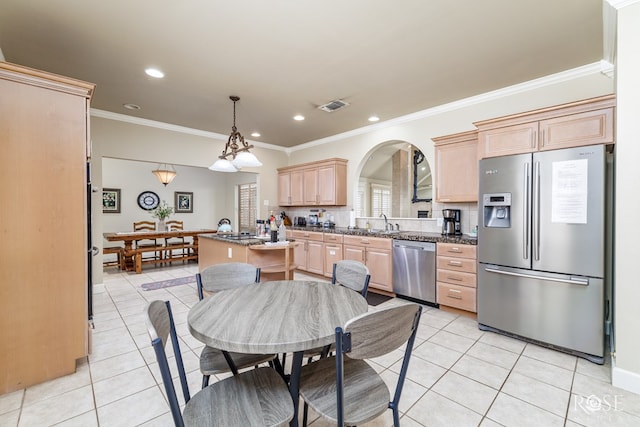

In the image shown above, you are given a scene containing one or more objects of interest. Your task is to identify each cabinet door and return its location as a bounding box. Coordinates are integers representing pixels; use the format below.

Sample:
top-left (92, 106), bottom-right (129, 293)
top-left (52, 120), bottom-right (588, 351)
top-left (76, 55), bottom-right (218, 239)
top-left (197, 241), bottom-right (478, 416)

top-left (435, 138), bottom-right (478, 202)
top-left (478, 122), bottom-right (538, 158)
top-left (293, 239), bottom-right (307, 270)
top-left (539, 108), bottom-right (614, 151)
top-left (277, 171), bottom-right (291, 206)
top-left (317, 164), bottom-right (336, 205)
top-left (290, 169), bottom-right (305, 205)
top-left (366, 248), bottom-right (392, 292)
top-left (303, 168), bottom-right (318, 205)
top-left (306, 240), bottom-right (324, 274)
top-left (344, 245), bottom-right (365, 263)
top-left (324, 243), bottom-right (343, 278)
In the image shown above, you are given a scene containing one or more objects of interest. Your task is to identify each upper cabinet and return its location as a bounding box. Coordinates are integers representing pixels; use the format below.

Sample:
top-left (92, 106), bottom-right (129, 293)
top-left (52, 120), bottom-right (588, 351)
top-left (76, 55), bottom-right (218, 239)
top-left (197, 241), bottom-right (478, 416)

top-left (433, 130), bottom-right (478, 202)
top-left (475, 95), bottom-right (615, 159)
top-left (278, 158), bottom-right (347, 206)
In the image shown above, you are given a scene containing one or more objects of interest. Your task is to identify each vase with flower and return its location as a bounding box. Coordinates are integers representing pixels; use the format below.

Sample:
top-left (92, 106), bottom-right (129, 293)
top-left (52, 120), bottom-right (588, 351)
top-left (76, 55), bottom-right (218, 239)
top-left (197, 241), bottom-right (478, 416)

top-left (151, 200), bottom-right (174, 231)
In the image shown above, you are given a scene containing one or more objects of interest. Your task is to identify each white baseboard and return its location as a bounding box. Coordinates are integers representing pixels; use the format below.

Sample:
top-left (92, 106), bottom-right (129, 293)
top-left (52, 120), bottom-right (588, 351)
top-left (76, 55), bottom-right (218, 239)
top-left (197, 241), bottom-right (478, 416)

top-left (612, 363), bottom-right (640, 395)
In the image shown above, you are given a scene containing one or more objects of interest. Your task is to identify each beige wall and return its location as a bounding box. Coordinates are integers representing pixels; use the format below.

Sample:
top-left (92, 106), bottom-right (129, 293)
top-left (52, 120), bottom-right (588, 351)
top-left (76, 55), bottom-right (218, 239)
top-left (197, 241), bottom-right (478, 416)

top-left (612, 0), bottom-right (640, 394)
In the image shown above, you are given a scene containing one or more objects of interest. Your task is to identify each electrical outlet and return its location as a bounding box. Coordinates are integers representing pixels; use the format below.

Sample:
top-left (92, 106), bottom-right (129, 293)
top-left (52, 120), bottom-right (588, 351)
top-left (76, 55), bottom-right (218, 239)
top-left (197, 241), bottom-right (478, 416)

top-left (227, 247), bottom-right (232, 258)
top-left (437, 218), bottom-right (443, 227)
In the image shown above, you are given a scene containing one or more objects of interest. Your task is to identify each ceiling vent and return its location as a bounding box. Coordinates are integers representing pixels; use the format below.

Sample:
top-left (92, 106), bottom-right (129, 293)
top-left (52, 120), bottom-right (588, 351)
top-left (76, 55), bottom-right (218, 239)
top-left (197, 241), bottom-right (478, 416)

top-left (318, 99), bottom-right (349, 112)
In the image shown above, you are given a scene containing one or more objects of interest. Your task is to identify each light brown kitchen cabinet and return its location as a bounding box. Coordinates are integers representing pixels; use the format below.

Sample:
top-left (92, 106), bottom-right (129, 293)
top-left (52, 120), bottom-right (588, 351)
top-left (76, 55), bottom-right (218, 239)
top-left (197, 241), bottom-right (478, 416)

top-left (436, 242), bottom-right (477, 313)
top-left (290, 230), bottom-right (324, 274)
top-left (433, 130), bottom-right (478, 202)
top-left (343, 235), bottom-right (393, 293)
top-left (277, 169), bottom-right (304, 206)
top-left (0, 63), bottom-right (95, 394)
top-left (476, 95), bottom-right (615, 159)
top-left (323, 233), bottom-right (344, 277)
top-left (277, 158), bottom-right (347, 206)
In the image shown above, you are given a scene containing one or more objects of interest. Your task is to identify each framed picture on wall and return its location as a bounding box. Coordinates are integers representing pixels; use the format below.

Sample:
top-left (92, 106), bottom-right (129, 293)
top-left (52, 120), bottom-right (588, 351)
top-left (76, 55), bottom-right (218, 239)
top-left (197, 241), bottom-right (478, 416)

top-left (102, 188), bottom-right (121, 213)
top-left (175, 191), bottom-right (193, 213)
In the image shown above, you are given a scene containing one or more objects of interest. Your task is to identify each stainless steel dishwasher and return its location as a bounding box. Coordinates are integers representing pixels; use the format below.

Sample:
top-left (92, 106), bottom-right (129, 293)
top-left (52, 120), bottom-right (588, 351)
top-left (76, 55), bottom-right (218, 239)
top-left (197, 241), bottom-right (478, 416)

top-left (392, 240), bottom-right (437, 305)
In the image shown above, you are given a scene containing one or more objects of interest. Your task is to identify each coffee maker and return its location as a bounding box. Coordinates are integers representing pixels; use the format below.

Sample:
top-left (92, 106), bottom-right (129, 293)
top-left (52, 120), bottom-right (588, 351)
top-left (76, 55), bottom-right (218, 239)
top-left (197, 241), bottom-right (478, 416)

top-left (442, 209), bottom-right (462, 235)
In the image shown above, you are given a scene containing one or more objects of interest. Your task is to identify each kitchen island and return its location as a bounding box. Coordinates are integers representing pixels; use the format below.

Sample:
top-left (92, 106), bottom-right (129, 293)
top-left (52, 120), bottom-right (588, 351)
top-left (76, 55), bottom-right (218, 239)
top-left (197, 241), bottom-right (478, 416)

top-left (199, 234), bottom-right (299, 281)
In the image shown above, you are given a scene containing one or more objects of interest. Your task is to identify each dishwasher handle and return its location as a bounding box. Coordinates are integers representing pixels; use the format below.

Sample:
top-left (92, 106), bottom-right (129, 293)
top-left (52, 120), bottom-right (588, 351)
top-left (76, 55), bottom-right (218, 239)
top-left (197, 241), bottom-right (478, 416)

top-left (393, 244), bottom-right (435, 251)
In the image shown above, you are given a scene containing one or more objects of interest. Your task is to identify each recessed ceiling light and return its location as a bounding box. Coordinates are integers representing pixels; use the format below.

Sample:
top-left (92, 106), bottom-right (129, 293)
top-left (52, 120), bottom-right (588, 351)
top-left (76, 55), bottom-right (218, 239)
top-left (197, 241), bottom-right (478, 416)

top-left (293, 115), bottom-right (305, 121)
top-left (145, 68), bottom-right (164, 78)
top-left (251, 132), bottom-right (261, 138)
top-left (123, 103), bottom-right (141, 110)
top-left (368, 116), bottom-right (380, 122)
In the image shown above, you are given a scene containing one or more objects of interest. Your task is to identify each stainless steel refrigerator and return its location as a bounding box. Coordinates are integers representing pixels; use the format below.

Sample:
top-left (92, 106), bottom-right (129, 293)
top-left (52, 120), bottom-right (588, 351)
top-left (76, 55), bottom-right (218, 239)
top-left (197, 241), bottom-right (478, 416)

top-left (477, 145), bottom-right (608, 364)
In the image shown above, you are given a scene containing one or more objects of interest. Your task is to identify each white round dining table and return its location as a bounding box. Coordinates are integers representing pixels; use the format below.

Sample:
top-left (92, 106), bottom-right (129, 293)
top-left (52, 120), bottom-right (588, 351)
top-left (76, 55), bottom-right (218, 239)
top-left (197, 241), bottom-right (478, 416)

top-left (187, 280), bottom-right (368, 427)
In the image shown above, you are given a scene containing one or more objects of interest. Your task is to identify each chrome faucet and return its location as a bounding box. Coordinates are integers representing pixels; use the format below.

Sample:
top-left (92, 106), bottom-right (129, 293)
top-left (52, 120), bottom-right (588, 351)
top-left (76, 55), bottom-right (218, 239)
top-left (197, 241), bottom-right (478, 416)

top-left (380, 213), bottom-right (392, 231)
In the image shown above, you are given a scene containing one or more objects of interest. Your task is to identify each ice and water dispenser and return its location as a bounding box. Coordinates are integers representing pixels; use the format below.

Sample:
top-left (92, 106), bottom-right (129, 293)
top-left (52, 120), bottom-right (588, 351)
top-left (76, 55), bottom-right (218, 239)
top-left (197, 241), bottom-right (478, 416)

top-left (482, 193), bottom-right (511, 228)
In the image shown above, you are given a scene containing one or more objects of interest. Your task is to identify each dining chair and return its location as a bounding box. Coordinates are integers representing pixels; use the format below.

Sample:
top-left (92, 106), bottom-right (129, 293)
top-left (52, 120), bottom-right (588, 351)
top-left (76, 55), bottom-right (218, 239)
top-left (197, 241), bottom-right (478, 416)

top-left (145, 300), bottom-right (294, 427)
top-left (332, 259), bottom-right (371, 297)
top-left (133, 220), bottom-right (162, 261)
top-left (164, 220), bottom-right (190, 262)
top-left (299, 303), bottom-right (422, 427)
top-left (303, 260), bottom-right (371, 363)
top-left (196, 262), bottom-right (277, 388)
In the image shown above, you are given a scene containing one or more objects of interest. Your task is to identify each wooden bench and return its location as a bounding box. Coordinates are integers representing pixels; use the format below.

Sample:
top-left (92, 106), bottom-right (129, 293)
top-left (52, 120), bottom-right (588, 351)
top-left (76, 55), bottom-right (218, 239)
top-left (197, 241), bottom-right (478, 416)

top-left (103, 246), bottom-right (125, 270)
top-left (129, 244), bottom-right (198, 273)
top-left (164, 243), bottom-right (198, 265)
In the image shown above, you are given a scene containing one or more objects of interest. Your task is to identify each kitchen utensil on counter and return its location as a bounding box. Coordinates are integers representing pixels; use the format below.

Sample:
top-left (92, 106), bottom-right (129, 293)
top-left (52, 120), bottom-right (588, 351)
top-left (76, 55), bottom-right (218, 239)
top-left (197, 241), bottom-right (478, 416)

top-left (217, 218), bottom-right (232, 232)
top-left (441, 209), bottom-right (461, 235)
top-left (281, 211), bottom-right (292, 226)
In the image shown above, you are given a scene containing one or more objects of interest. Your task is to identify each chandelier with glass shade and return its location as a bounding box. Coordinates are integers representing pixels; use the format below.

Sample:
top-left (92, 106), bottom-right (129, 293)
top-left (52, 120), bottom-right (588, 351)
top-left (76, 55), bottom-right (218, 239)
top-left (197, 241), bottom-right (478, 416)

top-left (209, 96), bottom-right (262, 172)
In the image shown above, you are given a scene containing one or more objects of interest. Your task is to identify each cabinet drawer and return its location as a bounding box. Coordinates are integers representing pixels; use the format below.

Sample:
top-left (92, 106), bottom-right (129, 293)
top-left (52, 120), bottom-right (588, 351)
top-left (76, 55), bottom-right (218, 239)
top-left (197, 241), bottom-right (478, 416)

top-left (323, 233), bottom-right (344, 243)
top-left (437, 282), bottom-right (477, 312)
top-left (437, 242), bottom-right (476, 259)
top-left (343, 235), bottom-right (392, 250)
top-left (290, 230), bottom-right (324, 241)
top-left (437, 256), bottom-right (477, 274)
top-left (436, 269), bottom-right (476, 288)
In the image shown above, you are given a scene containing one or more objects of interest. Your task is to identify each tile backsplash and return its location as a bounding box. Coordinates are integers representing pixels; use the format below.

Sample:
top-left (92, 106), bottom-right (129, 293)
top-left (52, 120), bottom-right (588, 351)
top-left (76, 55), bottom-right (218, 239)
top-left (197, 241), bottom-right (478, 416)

top-left (281, 202), bottom-right (479, 235)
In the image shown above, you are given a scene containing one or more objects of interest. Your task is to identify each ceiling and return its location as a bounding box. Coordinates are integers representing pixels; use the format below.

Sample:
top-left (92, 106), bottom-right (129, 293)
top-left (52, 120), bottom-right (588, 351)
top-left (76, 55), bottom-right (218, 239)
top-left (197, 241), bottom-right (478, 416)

top-left (0, 1), bottom-right (604, 148)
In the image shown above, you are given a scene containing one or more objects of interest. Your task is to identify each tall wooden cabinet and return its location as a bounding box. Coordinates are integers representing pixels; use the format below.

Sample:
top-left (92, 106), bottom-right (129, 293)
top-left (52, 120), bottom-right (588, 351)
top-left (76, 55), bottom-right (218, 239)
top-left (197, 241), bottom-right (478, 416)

top-left (432, 130), bottom-right (478, 202)
top-left (0, 62), bottom-right (94, 394)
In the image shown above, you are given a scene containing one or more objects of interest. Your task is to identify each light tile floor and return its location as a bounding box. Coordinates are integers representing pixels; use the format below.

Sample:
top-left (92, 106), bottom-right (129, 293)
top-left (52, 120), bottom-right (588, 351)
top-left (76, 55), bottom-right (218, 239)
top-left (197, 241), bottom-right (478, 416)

top-left (1, 263), bottom-right (639, 427)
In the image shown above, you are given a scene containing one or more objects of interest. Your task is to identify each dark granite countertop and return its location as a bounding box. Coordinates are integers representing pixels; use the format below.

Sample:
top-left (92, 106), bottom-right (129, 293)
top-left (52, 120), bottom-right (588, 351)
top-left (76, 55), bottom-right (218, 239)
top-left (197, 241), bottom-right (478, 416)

top-left (287, 226), bottom-right (477, 245)
top-left (201, 228), bottom-right (477, 246)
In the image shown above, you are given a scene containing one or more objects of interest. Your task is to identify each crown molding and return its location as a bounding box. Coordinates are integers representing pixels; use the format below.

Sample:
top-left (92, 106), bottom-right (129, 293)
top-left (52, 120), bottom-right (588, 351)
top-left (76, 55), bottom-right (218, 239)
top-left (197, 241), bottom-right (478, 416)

top-left (90, 109), bottom-right (289, 153)
top-left (606, 0), bottom-right (640, 9)
top-left (290, 61), bottom-right (606, 152)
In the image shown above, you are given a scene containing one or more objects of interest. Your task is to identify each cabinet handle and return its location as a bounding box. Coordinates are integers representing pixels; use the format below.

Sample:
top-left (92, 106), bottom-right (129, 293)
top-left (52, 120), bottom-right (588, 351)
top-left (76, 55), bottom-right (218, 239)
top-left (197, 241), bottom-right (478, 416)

top-left (447, 276), bottom-right (463, 281)
top-left (448, 260), bottom-right (463, 266)
top-left (447, 289), bottom-right (462, 299)
top-left (448, 247), bottom-right (461, 253)
top-left (361, 239), bottom-right (369, 244)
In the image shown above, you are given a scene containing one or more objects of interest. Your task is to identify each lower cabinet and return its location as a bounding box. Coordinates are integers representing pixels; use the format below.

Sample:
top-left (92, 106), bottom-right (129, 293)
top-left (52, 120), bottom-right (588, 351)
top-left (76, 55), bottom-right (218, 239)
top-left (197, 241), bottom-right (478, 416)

top-left (323, 233), bottom-right (344, 278)
top-left (436, 242), bottom-right (477, 312)
top-left (290, 230), bottom-right (324, 275)
top-left (343, 235), bottom-right (393, 293)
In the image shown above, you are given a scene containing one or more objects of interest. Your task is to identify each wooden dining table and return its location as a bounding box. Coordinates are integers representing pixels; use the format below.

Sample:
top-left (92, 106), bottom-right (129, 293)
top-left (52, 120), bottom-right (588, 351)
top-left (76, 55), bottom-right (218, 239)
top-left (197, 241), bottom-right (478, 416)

top-left (103, 229), bottom-right (216, 273)
top-left (187, 280), bottom-right (369, 427)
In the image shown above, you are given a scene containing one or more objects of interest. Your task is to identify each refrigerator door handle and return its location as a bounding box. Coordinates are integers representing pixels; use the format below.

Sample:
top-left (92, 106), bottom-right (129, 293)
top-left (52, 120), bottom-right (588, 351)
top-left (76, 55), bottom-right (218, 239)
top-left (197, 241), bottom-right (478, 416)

top-left (533, 161), bottom-right (541, 261)
top-left (523, 162), bottom-right (529, 260)
top-left (484, 267), bottom-right (589, 286)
